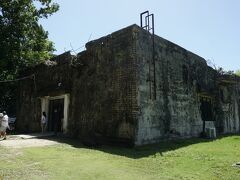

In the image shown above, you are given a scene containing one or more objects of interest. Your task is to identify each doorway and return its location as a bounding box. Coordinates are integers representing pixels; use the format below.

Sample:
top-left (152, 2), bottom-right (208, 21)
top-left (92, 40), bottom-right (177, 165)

top-left (41, 94), bottom-right (70, 133)
top-left (200, 98), bottom-right (213, 122)
top-left (239, 99), bottom-right (240, 132)
top-left (48, 98), bottom-right (64, 133)
top-left (200, 97), bottom-right (214, 132)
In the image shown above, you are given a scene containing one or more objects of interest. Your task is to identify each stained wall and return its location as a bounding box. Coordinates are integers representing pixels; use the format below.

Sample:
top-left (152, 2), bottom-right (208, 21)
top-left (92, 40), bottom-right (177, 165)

top-left (16, 24), bottom-right (240, 146)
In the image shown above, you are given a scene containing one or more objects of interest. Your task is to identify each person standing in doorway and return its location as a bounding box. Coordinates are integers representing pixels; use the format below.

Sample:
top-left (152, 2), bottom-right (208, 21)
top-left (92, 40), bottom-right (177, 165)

top-left (41, 112), bottom-right (47, 133)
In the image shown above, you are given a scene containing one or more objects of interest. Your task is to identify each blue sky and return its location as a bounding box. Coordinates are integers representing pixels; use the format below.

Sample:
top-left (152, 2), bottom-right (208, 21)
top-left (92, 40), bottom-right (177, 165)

top-left (40, 0), bottom-right (240, 71)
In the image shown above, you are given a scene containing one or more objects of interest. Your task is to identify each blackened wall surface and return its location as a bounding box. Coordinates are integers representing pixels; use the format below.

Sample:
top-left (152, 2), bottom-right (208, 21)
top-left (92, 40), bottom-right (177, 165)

top-left (16, 26), bottom-right (139, 145)
top-left (69, 25), bottom-right (138, 144)
top-left (16, 24), bottom-right (240, 145)
top-left (17, 77), bottom-right (41, 132)
top-left (16, 52), bottom-right (73, 132)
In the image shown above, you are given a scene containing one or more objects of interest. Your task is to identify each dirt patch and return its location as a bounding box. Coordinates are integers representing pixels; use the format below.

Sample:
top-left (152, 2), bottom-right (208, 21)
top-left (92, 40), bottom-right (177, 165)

top-left (0, 135), bottom-right (59, 148)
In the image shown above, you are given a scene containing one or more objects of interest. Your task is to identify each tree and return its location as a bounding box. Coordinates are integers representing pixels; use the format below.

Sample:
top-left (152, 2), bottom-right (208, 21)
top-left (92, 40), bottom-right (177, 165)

top-left (236, 70), bottom-right (240, 77)
top-left (0, 0), bottom-right (59, 115)
top-left (0, 0), bottom-right (59, 80)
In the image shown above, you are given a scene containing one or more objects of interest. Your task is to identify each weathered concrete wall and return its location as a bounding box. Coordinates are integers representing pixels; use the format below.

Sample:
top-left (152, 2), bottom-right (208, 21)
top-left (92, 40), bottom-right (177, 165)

top-left (16, 77), bottom-right (41, 132)
top-left (17, 26), bottom-right (139, 145)
top-left (16, 24), bottom-right (240, 146)
top-left (133, 26), bottom-right (240, 145)
top-left (16, 52), bottom-right (73, 132)
top-left (68, 25), bottom-right (138, 144)
top-left (216, 80), bottom-right (240, 133)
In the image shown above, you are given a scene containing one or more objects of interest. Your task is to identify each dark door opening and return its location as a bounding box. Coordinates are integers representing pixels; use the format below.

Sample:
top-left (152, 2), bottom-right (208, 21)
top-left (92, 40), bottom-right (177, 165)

top-left (238, 99), bottom-right (240, 132)
top-left (48, 98), bottom-right (64, 133)
top-left (200, 97), bottom-right (213, 132)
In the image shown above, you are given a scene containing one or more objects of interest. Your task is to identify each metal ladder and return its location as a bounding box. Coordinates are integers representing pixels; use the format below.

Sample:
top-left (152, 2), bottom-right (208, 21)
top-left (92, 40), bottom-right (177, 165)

top-left (140, 11), bottom-right (156, 100)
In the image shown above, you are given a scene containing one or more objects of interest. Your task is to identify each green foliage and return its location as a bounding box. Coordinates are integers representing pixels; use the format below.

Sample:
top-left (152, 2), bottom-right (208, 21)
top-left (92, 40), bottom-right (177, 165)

top-left (0, 83), bottom-right (16, 115)
top-left (0, 0), bottom-right (59, 79)
top-left (236, 70), bottom-right (240, 77)
top-left (0, 0), bottom-right (59, 114)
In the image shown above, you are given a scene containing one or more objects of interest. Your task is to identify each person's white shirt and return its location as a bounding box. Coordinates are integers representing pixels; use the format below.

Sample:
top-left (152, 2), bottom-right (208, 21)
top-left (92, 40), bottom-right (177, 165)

top-left (41, 115), bottom-right (47, 124)
top-left (2, 114), bottom-right (8, 128)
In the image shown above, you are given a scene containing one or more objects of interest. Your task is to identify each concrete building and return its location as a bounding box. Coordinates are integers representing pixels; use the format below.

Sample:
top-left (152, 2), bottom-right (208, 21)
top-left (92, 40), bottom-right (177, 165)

top-left (16, 24), bottom-right (240, 146)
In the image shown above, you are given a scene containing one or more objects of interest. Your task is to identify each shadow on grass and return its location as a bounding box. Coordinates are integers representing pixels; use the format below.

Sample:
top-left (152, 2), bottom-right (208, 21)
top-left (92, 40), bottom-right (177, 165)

top-left (36, 135), bottom-right (231, 159)
top-left (98, 138), bottom-right (215, 159)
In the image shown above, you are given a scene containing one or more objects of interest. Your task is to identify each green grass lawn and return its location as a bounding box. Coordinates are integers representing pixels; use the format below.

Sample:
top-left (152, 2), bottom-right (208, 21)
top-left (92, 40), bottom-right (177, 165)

top-left (0, 135), bottom-right (240, 180)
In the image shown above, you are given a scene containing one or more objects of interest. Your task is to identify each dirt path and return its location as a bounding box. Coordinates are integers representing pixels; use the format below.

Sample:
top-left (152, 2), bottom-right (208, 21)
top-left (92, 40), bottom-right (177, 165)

top-left (0, 133), bottom-right (59, 148)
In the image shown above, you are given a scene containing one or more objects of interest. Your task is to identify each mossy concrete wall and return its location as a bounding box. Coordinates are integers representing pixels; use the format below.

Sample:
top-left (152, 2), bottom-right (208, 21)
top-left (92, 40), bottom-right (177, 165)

top-left (216, 81), bottom-right (240, 133)
top-left (68, 26), bottom-right (138, 144)
top-left (16, 52), bottom-right (73, 132)
top-left (133, 26), bottom-right (240, 145)
top-left (16, 24), bottom-right (240, 145)
top-left (16, 26), bottom-right (139, 145)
